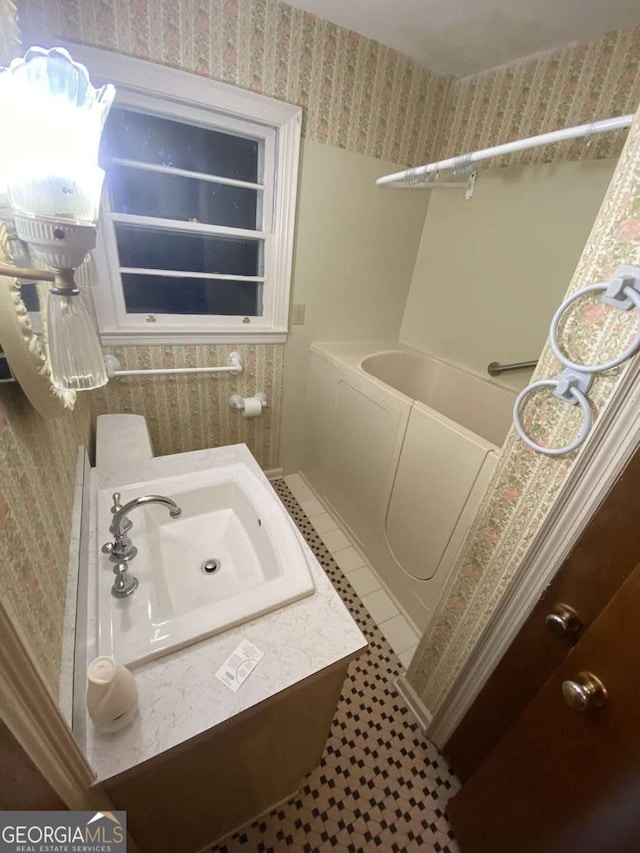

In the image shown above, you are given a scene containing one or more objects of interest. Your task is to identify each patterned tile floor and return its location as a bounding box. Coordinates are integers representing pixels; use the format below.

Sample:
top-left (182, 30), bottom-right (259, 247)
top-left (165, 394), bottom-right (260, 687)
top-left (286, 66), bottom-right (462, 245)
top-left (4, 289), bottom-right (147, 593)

top-left (212, 480), bottom-right (460, 853)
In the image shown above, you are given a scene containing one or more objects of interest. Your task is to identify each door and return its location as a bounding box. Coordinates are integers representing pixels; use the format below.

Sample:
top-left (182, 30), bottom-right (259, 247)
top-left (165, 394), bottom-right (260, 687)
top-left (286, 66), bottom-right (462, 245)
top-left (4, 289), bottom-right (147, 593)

top-left (447, 560), bottom-right (640, 853)
top-left (445, 447), bottom-right (640, 780)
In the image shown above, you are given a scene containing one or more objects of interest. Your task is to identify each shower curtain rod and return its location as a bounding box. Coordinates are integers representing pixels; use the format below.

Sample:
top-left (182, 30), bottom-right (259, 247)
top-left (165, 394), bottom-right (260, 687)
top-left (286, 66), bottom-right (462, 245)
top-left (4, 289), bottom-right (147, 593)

top-left (376, 113), bottom-right (634, 188)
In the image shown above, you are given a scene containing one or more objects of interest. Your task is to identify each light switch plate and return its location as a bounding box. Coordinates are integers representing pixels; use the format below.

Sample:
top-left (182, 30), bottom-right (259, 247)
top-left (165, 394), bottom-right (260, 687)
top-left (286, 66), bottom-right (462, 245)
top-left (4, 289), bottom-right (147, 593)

top-left (292, 303), bottom-right (306, 325)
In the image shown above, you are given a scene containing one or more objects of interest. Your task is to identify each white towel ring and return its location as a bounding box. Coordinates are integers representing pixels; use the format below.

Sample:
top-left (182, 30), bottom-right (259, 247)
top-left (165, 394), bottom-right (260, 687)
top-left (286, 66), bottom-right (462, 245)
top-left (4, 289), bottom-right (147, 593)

top-left (549, 283), bottom-right (640, 374)
top-left (513, 380), bottom-right (592, 457)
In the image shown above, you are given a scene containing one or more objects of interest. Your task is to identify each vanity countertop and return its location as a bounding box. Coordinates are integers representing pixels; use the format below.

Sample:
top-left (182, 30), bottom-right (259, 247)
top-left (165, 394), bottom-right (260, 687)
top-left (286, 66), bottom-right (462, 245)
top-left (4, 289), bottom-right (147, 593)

top-left (79, 444), bottom-right (367, 783)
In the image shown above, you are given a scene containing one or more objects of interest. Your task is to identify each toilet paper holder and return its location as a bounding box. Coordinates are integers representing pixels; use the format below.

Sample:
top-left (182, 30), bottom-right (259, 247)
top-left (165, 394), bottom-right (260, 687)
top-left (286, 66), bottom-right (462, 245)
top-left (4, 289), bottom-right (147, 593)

top-left (229, 392), bottom-right (268, 414)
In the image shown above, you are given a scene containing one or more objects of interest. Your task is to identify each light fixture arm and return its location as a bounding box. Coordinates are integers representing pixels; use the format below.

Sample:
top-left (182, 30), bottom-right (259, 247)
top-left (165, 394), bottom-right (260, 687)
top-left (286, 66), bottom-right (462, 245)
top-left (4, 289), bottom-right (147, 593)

top-left (0, 229), bottom-right (76, 417)
top-left (0, 262), bottom-right (55, 282)
top-left (0, 263), bottom-right (79, 295)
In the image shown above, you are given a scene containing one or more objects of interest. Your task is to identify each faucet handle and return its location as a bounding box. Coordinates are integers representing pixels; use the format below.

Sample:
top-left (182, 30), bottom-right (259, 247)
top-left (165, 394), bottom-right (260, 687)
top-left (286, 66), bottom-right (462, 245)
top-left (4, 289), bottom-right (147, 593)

top-left (112, 562), bottom-right (139, 598)
top-left (110, 491), bottom-right (132, 535)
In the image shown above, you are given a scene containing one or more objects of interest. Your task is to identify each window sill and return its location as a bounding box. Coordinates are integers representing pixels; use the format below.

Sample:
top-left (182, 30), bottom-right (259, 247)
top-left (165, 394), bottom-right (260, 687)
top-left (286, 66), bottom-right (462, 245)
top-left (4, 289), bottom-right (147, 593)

top-left (99, 329), bottom-right (288, 346)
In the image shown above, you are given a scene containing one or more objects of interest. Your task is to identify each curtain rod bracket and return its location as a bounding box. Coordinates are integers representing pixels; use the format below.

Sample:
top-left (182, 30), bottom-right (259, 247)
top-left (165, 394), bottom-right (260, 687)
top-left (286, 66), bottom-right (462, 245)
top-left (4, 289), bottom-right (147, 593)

top-left (465, 171), bottom-right (477, 200)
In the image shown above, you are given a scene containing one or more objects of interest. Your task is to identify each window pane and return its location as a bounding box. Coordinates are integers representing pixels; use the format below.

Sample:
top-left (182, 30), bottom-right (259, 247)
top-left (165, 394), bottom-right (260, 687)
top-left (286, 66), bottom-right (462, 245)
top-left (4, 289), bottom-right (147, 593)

top-left (115, 224), bottom-right (260, 277)
top-left (102, 108), bottom-right (260, 183)
top-left (20, 283), bottom-right (40, 312)
top-left (122, 274), bottom-right (262, 316)
top-left (0, 347), bottom-right (13, 381)
top-left (109, 165), bottom-right (258, 230)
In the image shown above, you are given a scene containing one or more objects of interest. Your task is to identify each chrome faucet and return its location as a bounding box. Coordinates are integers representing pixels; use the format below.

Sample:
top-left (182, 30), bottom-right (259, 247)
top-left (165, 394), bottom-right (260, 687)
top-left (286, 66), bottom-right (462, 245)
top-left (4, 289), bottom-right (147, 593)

top-left (102, 493), bottom-right (182, 565)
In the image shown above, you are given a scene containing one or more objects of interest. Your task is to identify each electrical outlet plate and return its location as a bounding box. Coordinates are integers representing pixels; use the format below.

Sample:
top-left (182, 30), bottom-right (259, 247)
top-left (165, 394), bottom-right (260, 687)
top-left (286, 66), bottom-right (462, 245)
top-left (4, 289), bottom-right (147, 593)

top-left (292, 303), bottom-right (306, 325)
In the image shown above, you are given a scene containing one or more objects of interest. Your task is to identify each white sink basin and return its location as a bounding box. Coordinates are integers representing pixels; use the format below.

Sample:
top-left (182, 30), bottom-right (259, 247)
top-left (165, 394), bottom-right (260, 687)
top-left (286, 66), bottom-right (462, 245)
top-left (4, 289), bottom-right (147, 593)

top-left (97, 463), bottom-right (315, 667)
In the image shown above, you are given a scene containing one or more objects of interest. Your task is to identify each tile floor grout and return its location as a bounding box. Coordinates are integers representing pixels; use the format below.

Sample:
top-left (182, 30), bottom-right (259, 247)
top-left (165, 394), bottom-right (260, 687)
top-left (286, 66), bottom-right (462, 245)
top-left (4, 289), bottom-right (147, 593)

top-left (211, 479), bottom-right (459, 853)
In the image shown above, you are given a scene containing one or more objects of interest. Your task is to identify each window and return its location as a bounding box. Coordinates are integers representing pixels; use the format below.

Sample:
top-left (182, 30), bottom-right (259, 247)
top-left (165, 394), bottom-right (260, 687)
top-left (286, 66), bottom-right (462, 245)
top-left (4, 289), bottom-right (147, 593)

top-left (69, 45), bottom-right (301, 343)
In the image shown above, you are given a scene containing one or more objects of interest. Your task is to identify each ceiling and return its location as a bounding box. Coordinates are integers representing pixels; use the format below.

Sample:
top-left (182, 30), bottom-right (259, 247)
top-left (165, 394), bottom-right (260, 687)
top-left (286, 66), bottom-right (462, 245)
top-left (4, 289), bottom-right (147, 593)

top-left (288, 0), bottom-right (640, 77)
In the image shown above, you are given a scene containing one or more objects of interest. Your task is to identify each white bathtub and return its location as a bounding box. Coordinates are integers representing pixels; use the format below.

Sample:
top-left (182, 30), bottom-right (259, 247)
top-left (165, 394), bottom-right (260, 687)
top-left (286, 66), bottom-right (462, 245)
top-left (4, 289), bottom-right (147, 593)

top-left (302, 342), bottom-right (515, 631)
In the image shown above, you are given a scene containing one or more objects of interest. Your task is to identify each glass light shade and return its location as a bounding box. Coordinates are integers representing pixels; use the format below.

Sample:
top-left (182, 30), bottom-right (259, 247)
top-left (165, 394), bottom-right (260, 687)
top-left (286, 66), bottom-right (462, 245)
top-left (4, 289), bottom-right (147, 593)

top-left (0, 46), bottom-right (115, 223)
top-left (0, 72), bottom-right (9, 207)
top-left (9, 167), bottom-right (106, 224)
top-left (76, 251), bottom-right (99, 287)
top-left (47, 289), bottom-right (108, 390)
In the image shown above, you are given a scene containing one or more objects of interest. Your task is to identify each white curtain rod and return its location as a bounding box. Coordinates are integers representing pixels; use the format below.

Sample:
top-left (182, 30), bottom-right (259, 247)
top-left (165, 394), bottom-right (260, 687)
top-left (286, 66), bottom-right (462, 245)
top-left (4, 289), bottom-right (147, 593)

top-left (376, 113), bottom-right (634, 187)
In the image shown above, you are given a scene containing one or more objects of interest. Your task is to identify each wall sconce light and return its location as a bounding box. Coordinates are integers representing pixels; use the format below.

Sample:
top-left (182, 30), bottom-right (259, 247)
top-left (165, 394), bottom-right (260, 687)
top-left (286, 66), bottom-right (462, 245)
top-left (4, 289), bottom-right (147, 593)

top-left (0, 46), bottom-right (115, 390)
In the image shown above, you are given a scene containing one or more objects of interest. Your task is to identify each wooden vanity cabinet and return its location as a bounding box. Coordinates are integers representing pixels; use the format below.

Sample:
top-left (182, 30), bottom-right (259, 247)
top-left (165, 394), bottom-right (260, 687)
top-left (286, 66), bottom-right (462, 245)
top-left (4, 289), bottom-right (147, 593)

top-left (98, 660), bottom-right (350, 853)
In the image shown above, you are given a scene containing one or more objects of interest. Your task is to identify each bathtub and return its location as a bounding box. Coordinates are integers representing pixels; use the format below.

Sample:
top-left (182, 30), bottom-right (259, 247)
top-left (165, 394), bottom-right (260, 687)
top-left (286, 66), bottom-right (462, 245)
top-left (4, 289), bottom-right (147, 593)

top-left (302, 342), bottom-right (515, 632)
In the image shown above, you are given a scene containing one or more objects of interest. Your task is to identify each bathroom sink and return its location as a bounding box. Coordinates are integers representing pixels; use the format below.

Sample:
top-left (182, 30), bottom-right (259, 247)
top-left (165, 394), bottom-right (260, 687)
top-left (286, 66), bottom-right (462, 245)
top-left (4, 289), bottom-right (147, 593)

top-left (96, 463), bottom-right (315, 667)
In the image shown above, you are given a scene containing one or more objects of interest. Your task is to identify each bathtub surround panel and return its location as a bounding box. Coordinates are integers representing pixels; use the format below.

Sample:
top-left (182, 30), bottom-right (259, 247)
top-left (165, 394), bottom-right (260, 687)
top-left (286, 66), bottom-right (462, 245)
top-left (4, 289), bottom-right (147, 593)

top-left (302, 342), bottom-right (512, 631)
top-left (401, 158), bottom-right (619, 390)
top-left (407, 108), bottom-right (640, 714)
top-left (442, 26), bottom-right (640, 168)
top-left (281, 140), bottom-right (430, 473)
top-left (19, 0), bottom-right (452, 167)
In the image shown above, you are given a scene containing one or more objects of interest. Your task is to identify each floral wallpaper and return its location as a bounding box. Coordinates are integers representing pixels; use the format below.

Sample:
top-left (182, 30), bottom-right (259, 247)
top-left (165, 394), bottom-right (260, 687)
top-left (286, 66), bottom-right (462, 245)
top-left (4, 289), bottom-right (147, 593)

top-left (18, 0), bottom-right (452, 168)
top-left (442, 25), bottom-right (640, 168)
top-left (14, 1), bottom-right (640, 173)
top-left (407, 107), bottom-right (640, 713)
top-left (94, 344), bottom-right (284, 465)
top-left (0, 389), bottom-right (92, 695)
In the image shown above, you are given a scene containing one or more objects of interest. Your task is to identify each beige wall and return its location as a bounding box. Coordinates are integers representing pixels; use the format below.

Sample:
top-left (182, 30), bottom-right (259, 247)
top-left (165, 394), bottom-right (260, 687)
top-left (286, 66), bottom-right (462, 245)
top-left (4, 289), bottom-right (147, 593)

top-left (400, 158), bottom-right (617, 390)
top-left (280, 140), bottom-right (429, 473)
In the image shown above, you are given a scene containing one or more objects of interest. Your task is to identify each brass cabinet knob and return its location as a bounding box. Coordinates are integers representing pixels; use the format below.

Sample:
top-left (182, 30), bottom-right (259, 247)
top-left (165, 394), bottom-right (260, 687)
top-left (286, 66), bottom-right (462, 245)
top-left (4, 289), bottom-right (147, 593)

top-left (562, 672), bottom-right (607, 711)
top-left (545, 603), bottom-right (582, 637)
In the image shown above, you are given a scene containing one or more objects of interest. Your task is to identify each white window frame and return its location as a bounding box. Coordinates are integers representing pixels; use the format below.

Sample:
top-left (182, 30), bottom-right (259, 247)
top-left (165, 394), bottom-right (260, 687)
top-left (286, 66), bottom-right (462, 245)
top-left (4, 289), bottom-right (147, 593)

top-left (62, 43), bottom-right (302, 344)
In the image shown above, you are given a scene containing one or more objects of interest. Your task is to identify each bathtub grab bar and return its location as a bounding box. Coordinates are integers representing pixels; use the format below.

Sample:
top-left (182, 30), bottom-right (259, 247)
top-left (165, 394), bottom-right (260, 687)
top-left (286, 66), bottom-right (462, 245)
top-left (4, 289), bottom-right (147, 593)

top-left (488, 360), bottom-right (537, 376)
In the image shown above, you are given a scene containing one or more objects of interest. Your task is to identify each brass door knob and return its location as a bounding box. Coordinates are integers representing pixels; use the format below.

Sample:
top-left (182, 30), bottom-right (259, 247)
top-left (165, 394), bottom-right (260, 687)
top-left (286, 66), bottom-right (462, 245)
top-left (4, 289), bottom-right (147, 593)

top-left (562, 672), bottom-right (607, 711)
top-left (545, 603), bottom-right (582, 637)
